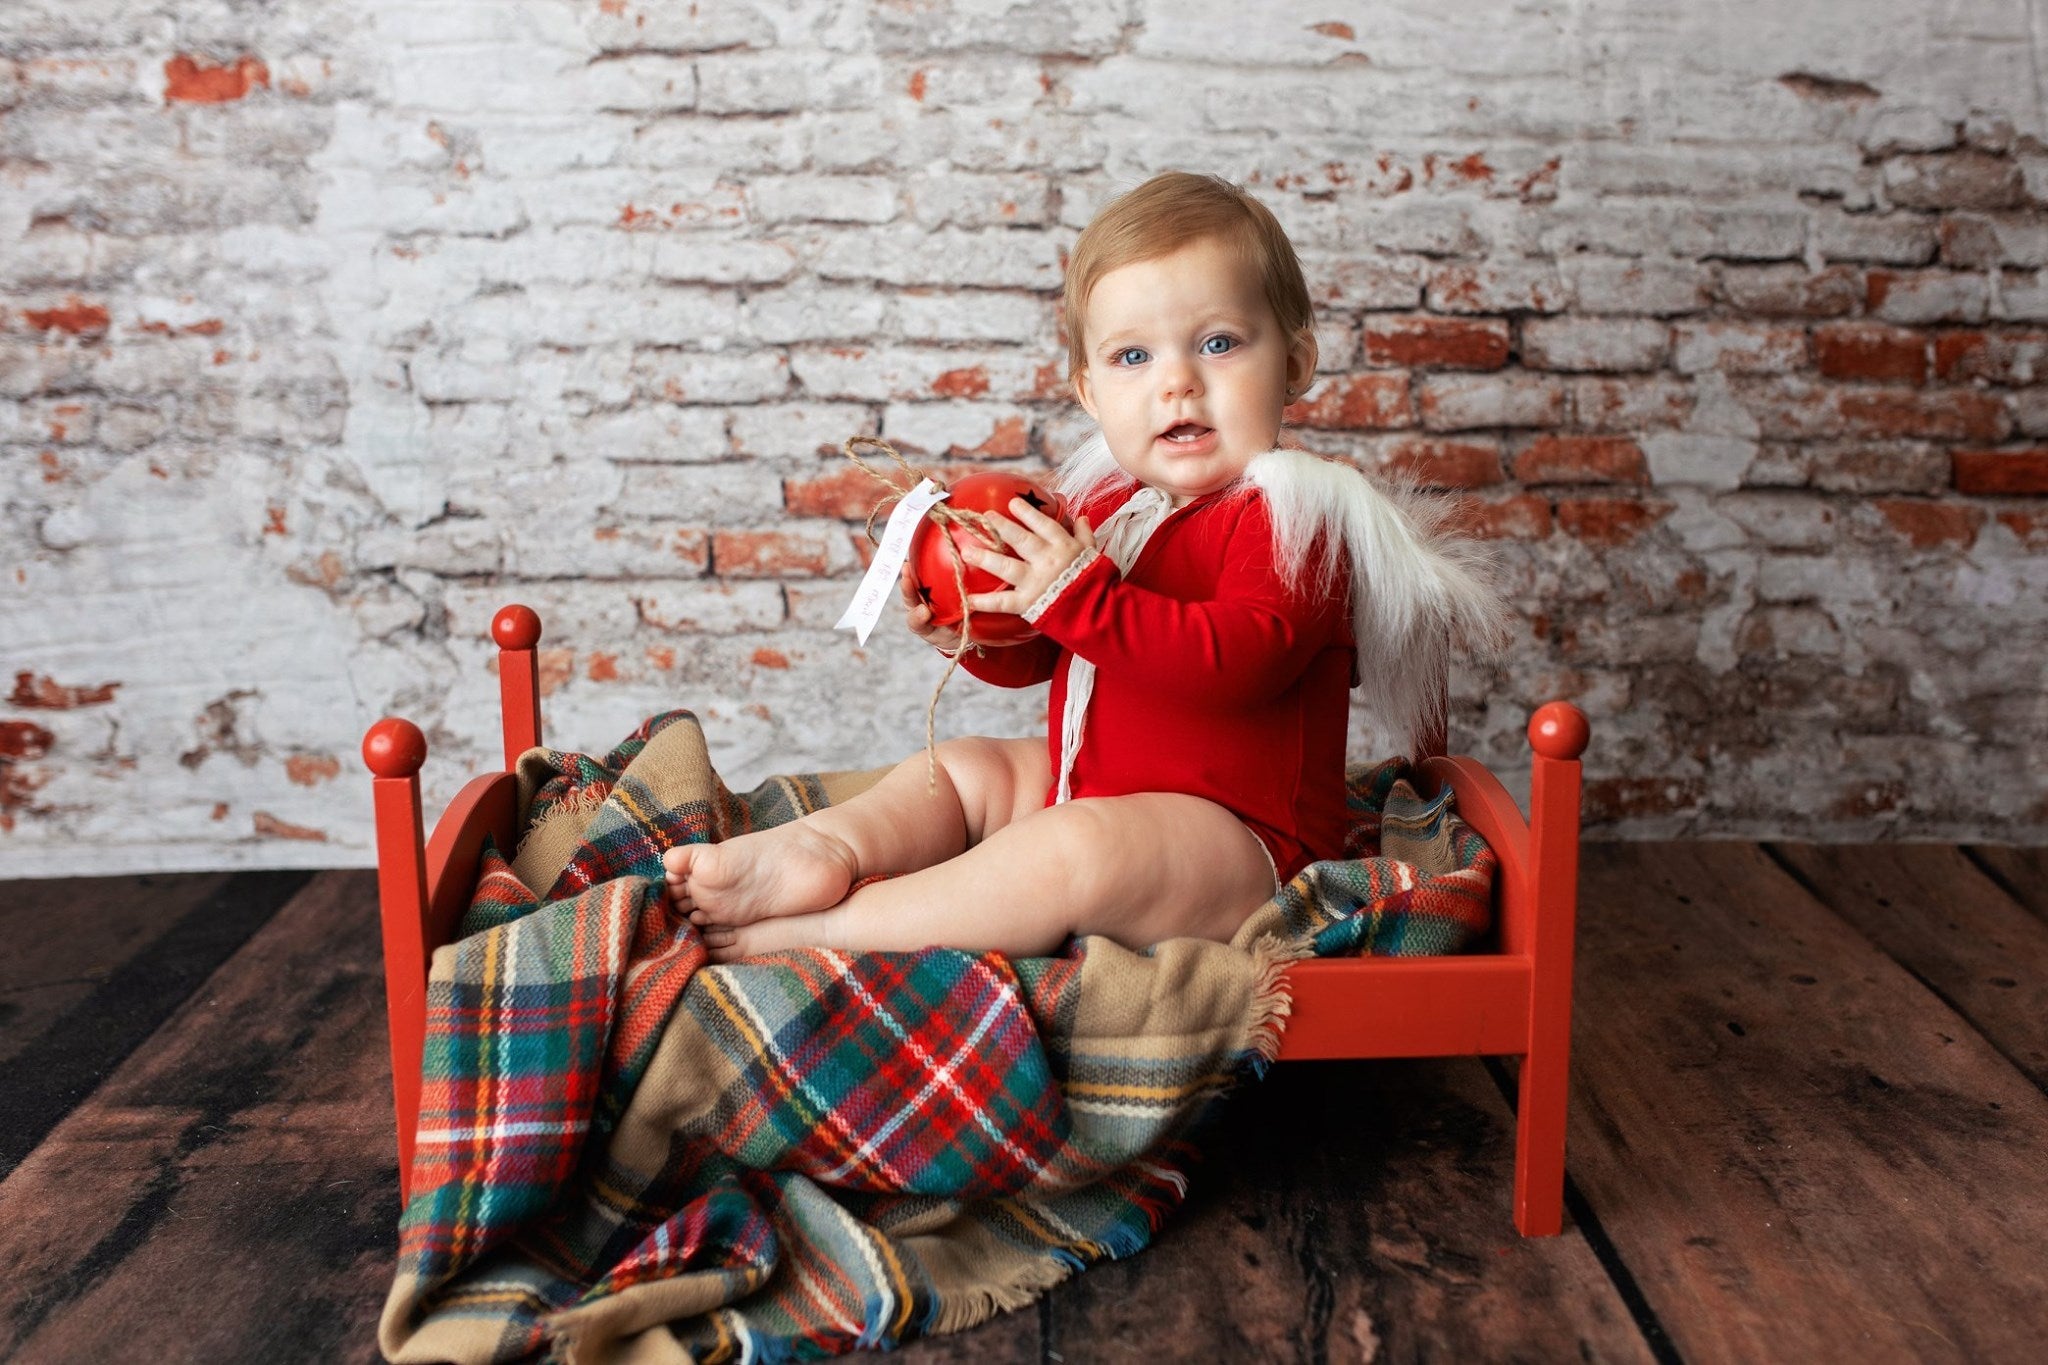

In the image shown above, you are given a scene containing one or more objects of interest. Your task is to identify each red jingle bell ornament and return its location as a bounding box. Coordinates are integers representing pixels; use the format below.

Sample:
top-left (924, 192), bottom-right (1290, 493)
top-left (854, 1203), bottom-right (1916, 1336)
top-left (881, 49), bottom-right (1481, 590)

top-left (908, 471), bottom-right (1072, 646)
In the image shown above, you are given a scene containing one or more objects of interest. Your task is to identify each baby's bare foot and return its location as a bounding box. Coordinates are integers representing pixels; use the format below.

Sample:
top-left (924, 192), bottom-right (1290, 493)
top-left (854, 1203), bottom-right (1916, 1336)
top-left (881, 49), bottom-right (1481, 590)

top-left (703, 904), bottom-right (848, 963)
top-left (671, 823), bottom-right (857, 929)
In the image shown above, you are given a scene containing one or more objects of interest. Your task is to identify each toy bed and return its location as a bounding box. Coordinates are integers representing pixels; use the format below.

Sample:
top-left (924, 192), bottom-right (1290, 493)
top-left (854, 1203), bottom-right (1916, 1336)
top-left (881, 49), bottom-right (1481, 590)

top-left (362, 604), bottom-right (1588, 1238)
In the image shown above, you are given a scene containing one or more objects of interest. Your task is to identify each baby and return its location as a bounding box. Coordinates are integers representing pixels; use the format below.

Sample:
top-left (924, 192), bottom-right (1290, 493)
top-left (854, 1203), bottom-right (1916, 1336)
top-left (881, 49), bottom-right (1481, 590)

top-left (665, 171), bottom-right (1499, 962)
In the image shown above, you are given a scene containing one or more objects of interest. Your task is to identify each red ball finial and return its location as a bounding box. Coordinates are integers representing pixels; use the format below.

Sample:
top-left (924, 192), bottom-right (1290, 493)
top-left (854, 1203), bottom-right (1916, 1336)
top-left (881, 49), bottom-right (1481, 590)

top-left (492, 603), bottom-right (542, 650)
top-left (362, 717), bottom-right (427, 778)
top-left (1528, 701), bottom-right (1590, 761)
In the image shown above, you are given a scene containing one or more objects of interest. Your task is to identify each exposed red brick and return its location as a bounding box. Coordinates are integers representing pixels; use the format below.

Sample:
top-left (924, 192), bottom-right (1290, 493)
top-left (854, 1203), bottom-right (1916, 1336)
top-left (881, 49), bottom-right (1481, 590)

top-left (211, 802), bottom-right (230, 820)
top-left (1719, 264), bottom-right (1860, 317)
top-left (1310, 21), bottom-right (1355, 39)
top-left (1875, 499), bottom-right (1984, 549)
top-left (958, 414), bottom-right (1028, 458)
top-left (1933, 330), bottom-right (2048, 384)
top-left (1953, 449), bottom-right (2048, 495)
top-left (0, 721), bottom-right (55, 760)
top-left (263, 504), bottom-right (288, 536)
top-left (786, 466), bottom-right (892, 520)
top-left (1448, 492), bottom-right (1552, 540)
top-left (21, 299), bottom-right (111, 336)
top-left (752, 647), bottom-right (792, 669)
top-left (1838, 390), bottom-right (2007, 442)
top-left (10, 672), bottom-right (120, 709)
top-left (1, 762), bottom-right (52, 829)
top-left (714, 529), bottom-right (833, 577)
top-left (1513, 435), bottom-right (1649, 485)
top-left (252, 811), bottom-right (327, 842)
top-left (1554, 495), bottom-right (1673, 545)
top-left (1994, 509), bottom-right (2048, 545)
top-left (1030, 360), bottom-right (1069, 401)
top-left (536, 647), bottom-right (573, 697)
top-left (1382, 438), bottom-right (1504, 488)
top-left (1362, 316), bottom-right (1509, 370)
top-left (163, 54), bottom-right (269, 104)
top-left (931, 365), bottom-right (990, 398)
top-left (1813, 324), bottom-right (1928, 383)
top-left (647, 645), bottom-right (677, 671)
top-left (1883, 152), bottom-right (2025, 212)
top-left (1583, 777), bottom-right (1707, 822)
top-left (586, 651), bottom-right (619, 682)
top-left (907, 69), bottom-right (927, 101)
top-left (1572, 377), bottom-right (1692, 432)
top-left (283, 754), bottom-right (340, 787)
top-left (1288, 372), bottom-right (1414, 430)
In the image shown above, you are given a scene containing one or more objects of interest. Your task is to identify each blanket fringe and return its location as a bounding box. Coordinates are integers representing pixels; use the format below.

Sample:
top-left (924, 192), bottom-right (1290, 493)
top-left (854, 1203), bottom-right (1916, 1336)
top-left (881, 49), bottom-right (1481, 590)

top-left (512, 785), bottom-right (612, 861)
top-left (923, 1251), bottom-right (1075, 1338)
top-left (1244, 932), bottom-right (1309, 1074)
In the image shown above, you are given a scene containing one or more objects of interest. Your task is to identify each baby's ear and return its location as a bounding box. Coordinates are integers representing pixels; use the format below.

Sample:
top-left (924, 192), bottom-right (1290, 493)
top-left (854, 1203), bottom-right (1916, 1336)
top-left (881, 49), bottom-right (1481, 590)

top-left (1072, 365), bottom-right (1097, 419)
top-left (1287, 327), bottom-right (1320, 396)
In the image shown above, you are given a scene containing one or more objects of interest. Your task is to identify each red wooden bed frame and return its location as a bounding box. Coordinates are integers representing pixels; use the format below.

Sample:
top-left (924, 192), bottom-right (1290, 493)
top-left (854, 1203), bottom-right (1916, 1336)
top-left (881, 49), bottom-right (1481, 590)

top-left (363, 605), bottom-right (1589, 1236)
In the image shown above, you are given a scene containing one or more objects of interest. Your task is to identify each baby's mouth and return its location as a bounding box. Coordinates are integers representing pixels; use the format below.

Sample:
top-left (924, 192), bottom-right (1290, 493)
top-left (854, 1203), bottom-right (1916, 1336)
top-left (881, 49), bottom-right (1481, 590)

top-left (1160, 423), bottom-right (1213, 444)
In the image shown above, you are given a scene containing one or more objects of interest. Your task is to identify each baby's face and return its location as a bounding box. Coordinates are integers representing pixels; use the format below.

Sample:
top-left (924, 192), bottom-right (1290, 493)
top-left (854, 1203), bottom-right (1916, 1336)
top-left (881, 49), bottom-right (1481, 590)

top-left (1074, 235), bottom-right (1316, 507)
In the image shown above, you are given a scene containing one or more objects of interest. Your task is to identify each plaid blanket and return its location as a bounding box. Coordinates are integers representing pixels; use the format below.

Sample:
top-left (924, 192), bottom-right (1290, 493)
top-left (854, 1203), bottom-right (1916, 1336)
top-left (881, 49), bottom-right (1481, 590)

top-left (379, 710), bottom-right (1496, 1364)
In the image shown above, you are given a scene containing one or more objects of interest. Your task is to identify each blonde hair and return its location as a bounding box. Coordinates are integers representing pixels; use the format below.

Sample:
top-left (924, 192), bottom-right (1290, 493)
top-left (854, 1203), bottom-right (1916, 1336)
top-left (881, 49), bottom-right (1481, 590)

top-left (1063, 171), bottom-right (1314, 386)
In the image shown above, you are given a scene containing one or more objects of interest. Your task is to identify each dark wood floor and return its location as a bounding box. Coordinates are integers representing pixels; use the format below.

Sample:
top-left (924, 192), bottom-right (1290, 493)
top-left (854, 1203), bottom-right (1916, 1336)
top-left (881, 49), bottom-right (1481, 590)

top-left (3, 843), bottom-right (2045, 1363)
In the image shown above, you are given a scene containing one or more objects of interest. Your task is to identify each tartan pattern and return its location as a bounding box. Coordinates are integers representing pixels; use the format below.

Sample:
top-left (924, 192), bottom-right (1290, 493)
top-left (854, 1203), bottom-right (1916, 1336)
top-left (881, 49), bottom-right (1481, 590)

top-left (381, 711), bottom-right (1495, 1364)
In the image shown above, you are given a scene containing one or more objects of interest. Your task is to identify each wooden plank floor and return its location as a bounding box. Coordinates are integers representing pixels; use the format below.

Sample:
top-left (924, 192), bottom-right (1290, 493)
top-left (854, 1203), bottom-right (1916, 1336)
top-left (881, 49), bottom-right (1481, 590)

top-left (1, 844), bottom-right (2043, 1363)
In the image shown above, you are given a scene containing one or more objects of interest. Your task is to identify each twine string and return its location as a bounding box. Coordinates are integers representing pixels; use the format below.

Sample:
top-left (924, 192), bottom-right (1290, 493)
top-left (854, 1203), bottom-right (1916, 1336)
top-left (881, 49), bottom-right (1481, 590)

top-left (840, 436), bottom-right (1004, 794)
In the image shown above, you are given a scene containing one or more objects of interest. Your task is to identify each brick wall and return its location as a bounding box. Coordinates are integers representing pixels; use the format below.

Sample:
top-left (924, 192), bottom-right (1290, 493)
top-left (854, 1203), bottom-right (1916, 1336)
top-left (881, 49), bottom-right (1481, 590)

top-left (4, 1), bottom-right (2046, 875)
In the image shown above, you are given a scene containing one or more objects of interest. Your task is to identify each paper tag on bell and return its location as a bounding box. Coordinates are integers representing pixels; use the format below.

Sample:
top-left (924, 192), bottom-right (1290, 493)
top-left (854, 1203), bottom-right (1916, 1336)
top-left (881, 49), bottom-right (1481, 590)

top-left (835, 478), bottom-right (949, 645)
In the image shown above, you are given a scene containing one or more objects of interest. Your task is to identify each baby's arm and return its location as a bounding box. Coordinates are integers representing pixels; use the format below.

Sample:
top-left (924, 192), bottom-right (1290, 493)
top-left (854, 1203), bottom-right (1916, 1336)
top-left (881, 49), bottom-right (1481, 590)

top-left (1018, 501), bottom-right (1344, 705)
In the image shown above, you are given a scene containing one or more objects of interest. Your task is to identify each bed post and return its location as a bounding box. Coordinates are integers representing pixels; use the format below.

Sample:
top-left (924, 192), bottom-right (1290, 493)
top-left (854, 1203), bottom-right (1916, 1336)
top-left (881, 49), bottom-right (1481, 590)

top-left (363, 717), bottom-right (431, 1203)
top-left (493, 604), bottom-right (543, 771)
top-left (1513, 701), bottom-right (1589, 1236)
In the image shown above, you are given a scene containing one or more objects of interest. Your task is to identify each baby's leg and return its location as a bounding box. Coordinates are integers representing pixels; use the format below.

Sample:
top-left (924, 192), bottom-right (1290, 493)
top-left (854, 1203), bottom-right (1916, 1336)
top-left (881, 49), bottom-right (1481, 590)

top-left (666, 736), bottom-right (1047, 929)
top-left (705, 792), bottom-right (1277, 961)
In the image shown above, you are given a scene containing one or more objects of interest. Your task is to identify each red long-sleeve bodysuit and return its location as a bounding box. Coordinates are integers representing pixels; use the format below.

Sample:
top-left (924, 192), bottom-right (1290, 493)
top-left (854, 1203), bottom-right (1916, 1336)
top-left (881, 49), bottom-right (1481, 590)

top-left (955, 480), bottom-right (1355, 883)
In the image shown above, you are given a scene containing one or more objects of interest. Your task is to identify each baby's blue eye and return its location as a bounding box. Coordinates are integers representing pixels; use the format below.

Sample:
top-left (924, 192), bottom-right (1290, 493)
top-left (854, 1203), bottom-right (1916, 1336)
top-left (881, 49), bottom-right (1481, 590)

top-left (1114, 346), bottom-right (1149, 366)
top-left (1202, 334), bottom-right (1237, 355)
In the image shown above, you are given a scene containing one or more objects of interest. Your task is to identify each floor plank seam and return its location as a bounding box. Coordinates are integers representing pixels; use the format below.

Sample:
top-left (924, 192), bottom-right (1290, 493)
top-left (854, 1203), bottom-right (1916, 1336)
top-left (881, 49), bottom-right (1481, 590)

top-left (0, 868), bottom-right (315, 1180)
top-left (1481, 1058), bottom-right (1684, 1365)
top-left (1959, 846), bottom-right (2046, 926)
top-left (1759, 844), bottom-right (2048, 1101)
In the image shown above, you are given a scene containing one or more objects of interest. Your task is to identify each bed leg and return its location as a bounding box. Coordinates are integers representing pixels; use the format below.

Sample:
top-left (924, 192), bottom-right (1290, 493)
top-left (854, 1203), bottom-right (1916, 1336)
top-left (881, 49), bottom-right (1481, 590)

top-left (364, 718), bottom-right (431, 1206)
top-left (493, 604), bottom-right (544, 771)
top-left (1513, 702), bottom-right (1588, 1237)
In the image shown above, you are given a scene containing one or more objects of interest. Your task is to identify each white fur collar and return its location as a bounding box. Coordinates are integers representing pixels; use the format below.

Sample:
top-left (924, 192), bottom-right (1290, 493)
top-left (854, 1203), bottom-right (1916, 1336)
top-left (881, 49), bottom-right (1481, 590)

top-left (1051, 432), bottom-right (1506, 757)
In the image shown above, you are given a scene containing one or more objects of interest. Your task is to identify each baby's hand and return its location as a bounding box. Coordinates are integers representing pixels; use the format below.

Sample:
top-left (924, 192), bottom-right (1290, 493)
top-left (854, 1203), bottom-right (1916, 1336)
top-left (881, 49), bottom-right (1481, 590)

top-left (900, 558), bottom-right (965, 651)
top-left (963, 497), bottom-right (1097, 618)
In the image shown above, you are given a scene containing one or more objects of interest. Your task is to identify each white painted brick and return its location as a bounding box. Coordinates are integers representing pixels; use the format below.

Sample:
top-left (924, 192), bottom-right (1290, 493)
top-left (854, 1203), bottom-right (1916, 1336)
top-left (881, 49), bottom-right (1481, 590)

top-left (696, 51), bottom-right (882, 115)
top-left (1811, 210), bottom-right (1939, 265)
top-left (747, 175), bottom-right (902, 225)
top-left (566, 405), bottom-right (731, 462)
top-left (878, 401), bottom-right (1033, 458)
top-left (869, 0), bottom-right (1126, 56)
top-left (637, 582), bottom-right (789, 635)
top-left (1520, 317), bottom-right (1669, 372)
top-left (454, 287), bottom-right (737, 348)
top-left (730, 403), bottom-right (878, 459)
top-left (630, 348), bottom-right (792, 404)
top-left (611, 462), bottom-right (786, 525)
top-left (1868, 271), bottom-right (1990, 324)
top-left (627, 118), bottom-right (808, 175)
top-left (741, 285), bottom-right (892, 345)
top-left (585, 1), bottom-right (777, 53)
top-left (1995, 271), bottom-right (2048, 322)
top-left (905, 172), bottom-right (1055, 229)
top-left (815, 228), bottom-right (1062, 289)
top-left (893, 290), bottom-right (1052, 345)
top-left (1561, 256), bottom-right (1711, 316)
top-left (650, 237), bottom-right (800, 286)
top-left (790, 345), bottom-right (1044, 403)
top-left (1671, 321), bottom-right (1810, 375)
